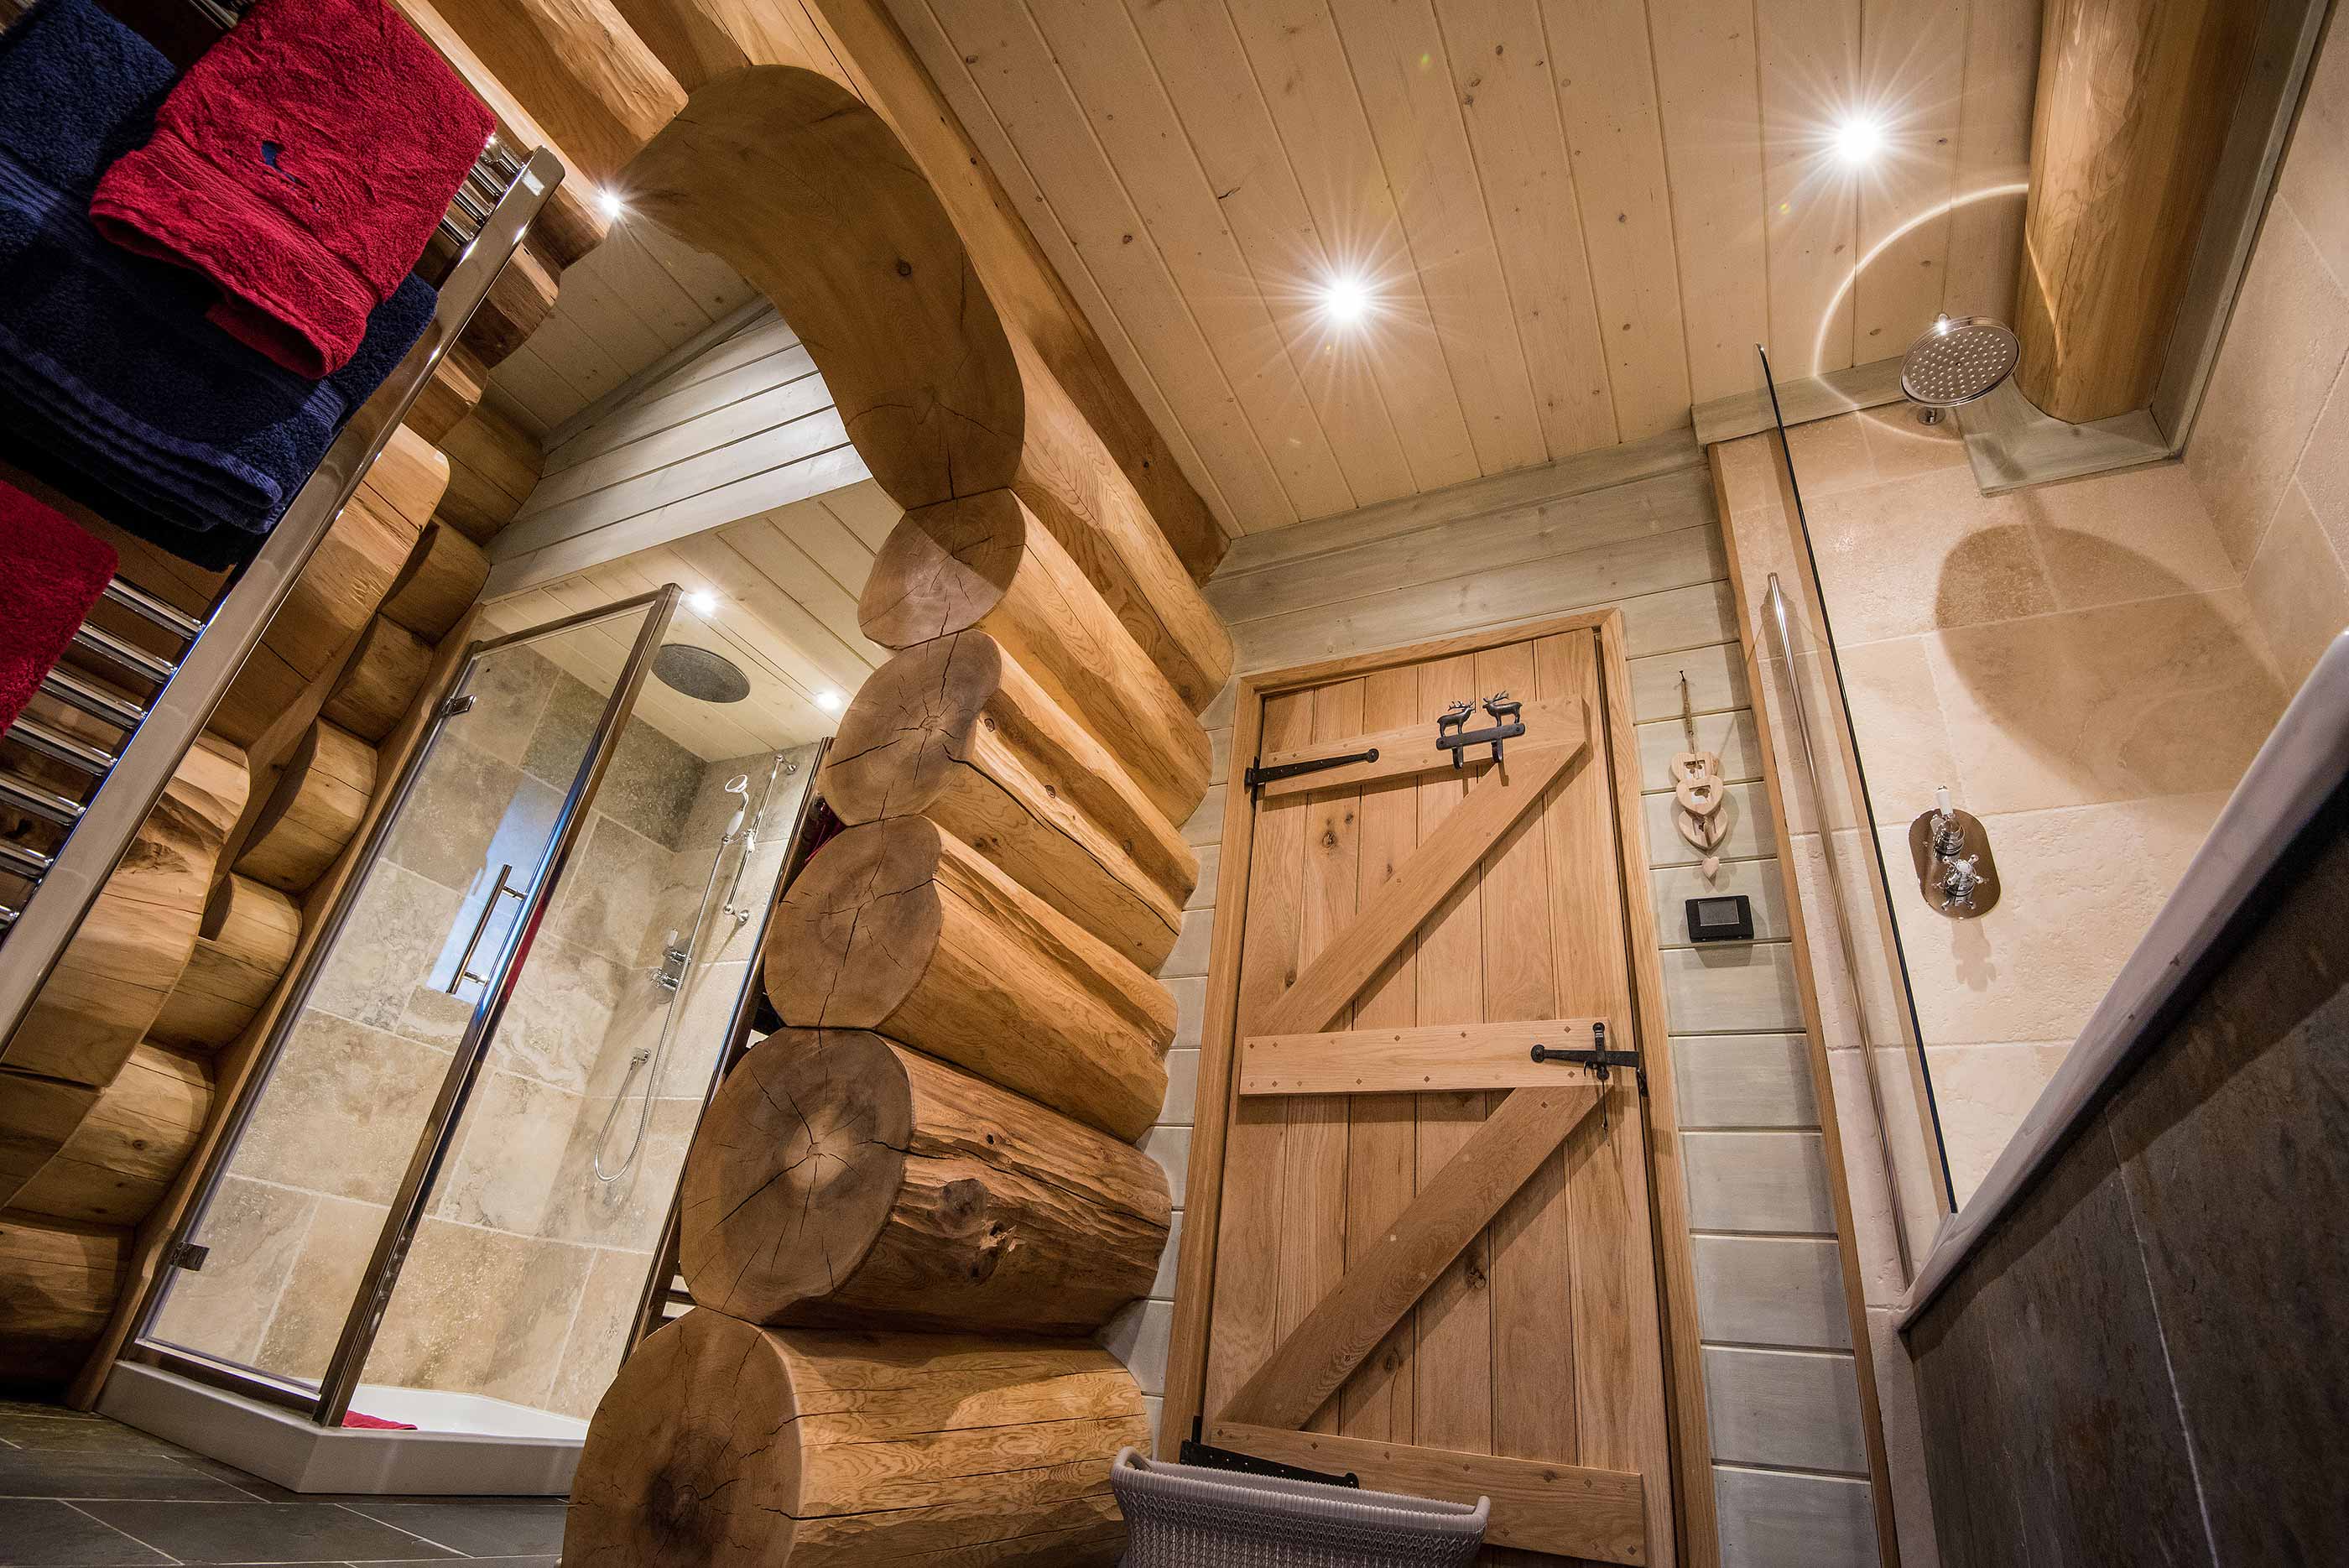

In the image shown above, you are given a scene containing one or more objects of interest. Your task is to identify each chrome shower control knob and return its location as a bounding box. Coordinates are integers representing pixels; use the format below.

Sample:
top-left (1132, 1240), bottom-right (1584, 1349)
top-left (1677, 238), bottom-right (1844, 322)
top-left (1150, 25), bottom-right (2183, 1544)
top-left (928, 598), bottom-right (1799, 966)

top-left (1940, 855), bottom-right (1983, 904)
top-left (1930, 810), bottom-right (1967, 858)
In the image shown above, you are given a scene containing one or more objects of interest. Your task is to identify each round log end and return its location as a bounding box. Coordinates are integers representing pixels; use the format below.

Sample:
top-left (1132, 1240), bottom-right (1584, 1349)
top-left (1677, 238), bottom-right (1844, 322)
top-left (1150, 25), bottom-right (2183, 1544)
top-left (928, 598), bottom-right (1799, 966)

top-left (858, 492), bottom-right (1027, 649)
top-left (818, 634), bottom-right (1002, 826)
top-left (678, 1029), bottom-right (913, 1320)
top-left (763, 819), bottom-right (947, 1029)
top-left (566, 1310), bottom-right (802, 1568)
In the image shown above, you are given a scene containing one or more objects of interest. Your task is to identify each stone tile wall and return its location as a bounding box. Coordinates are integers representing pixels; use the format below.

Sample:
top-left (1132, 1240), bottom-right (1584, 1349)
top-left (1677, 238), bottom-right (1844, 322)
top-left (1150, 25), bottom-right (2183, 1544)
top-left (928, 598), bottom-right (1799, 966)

top-left (2183, 18), bottom-right (2349, 694)
top-left (1719, 413), bottom-right (2288, 1212)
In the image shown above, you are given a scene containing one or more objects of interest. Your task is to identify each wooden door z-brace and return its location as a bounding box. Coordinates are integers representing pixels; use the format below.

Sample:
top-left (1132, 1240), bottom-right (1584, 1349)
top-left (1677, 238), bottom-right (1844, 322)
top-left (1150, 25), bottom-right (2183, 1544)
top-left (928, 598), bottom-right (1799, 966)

top-left (1208, 716), bottom-right (1652, 1565)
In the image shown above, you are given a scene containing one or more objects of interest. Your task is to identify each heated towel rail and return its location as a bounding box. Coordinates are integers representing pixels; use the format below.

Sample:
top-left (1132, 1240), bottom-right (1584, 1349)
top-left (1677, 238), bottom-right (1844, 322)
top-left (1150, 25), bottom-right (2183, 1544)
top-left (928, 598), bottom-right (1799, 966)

top-left (0, 118), bottom-right (563, 1044)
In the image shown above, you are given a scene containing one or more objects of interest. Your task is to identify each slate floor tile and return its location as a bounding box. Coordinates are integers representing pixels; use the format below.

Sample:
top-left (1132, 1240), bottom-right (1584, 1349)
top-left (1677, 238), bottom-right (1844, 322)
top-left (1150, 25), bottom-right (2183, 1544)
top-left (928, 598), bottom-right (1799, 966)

top-left (0, 1498), bottom-right (172, 1566)
top-left (0, 1451), bottom-right (261, 1503)
top-left (71, 1503), bottom-right (461, 1564)
top-left (341, 1501), bottom-right (567, 1557)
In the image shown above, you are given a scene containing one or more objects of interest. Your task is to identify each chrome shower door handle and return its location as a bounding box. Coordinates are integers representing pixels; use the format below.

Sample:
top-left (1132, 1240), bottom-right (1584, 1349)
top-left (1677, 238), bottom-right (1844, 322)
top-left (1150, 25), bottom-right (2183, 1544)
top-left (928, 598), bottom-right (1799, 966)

top-left (446, 863), bottom-right (524, 993)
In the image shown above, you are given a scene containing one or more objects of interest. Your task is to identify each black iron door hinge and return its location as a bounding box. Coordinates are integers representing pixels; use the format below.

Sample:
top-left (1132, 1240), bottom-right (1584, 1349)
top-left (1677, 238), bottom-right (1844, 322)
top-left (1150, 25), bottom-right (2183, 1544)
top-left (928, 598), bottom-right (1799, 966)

top-left (1244, 747), bottom-right (1378, 798)
top-left (1180, 1418), bottom-right (1360, 1487)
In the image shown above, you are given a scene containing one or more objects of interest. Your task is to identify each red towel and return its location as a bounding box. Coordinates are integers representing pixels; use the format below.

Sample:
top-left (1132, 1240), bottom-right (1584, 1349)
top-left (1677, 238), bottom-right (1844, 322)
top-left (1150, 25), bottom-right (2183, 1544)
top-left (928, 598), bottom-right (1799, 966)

top-left (341, 1411), bottom-right (419, 1430)
top-left (0, 480), bottom-right (117, 735)
top-left (87, 0), bottom-right (492, 378)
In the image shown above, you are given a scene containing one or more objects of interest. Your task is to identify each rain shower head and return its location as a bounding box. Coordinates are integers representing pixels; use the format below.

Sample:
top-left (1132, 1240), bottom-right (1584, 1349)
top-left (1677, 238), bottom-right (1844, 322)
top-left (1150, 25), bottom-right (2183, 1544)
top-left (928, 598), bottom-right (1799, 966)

top-left (652, 643), bottom-right (751, 704)
top-left (1901, 314), bottom-right (2018, 425)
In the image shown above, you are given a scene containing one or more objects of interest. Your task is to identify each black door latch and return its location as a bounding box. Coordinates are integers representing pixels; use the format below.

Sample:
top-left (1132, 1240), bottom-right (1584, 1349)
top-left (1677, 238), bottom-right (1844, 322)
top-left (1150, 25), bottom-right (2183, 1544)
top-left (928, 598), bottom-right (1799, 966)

top-left (1529, 1022), bottom-right (1645, 1092)
top-left (1436, 692), bottom-right (1525, 768)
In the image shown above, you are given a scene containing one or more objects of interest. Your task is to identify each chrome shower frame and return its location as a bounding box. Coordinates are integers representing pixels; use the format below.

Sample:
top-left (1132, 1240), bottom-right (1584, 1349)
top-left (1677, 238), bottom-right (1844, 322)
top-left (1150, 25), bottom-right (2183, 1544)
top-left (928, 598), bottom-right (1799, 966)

top-left (619, 738), bottom-right (830, 1359)
top-left (123, 586), bottom-right (680, 1426)
top-left (590, 769), bottom-right (758, 1185)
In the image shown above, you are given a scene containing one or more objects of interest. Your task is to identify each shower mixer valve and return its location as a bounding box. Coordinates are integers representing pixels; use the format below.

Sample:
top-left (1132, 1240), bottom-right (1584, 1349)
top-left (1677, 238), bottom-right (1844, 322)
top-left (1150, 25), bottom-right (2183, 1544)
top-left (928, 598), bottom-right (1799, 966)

top-left (1908, 786), bottom-right (2002, 919)
top-left (654, 932), bottom-right (690, 992)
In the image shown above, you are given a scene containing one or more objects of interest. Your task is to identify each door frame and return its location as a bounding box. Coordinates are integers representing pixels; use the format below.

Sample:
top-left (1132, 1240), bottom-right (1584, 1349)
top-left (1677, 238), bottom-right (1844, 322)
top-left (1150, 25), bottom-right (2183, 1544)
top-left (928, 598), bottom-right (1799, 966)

top-left (1161, 607), bottom-right (1721, 1568)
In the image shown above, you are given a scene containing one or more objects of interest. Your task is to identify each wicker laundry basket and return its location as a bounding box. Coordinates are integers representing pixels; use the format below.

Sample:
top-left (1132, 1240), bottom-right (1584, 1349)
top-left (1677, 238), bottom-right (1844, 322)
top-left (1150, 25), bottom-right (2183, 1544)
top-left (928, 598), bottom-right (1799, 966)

top-left (1111, 1447), bottom-right (1489, 1568)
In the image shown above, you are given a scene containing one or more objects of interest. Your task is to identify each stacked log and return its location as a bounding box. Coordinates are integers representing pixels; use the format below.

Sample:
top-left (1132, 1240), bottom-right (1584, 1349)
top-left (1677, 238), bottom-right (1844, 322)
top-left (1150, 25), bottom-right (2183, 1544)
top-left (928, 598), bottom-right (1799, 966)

top-left (0, 737), bottom-right (245, 1381)
top-left (821, 632), bottom-right (1195, 972)
top-left (382, 523), bottom-right (491, 644)
top-left (233, 723), bottom-right (377, 895)
top-left (628, 66), bottom-right (1233, 710)
top-left (404, 343), bottom-right (491, 445)
top-left (207, 487), bottom-right (422, 749)
top-left (765, 818), bottom-right (1172, 1142)
top-left (0, 736), bottom-right (247, 1091)
top-left (680, 1029), bottom-right (1169, 1334)
top-left (569, 1311), bottom-right (1143, 1568)
top-left (0, 1215), bottom-right (126, 1390)
top-left (859, 490), bottom-right (1210, 824)
top-left (148, 877), bottom-right (304, 1053)
top-left (12, 1046), bottom-right (209, 1228)
top-left (571, 65), bottom-right (1238, 1568)
top-left (320, 617), bottom-right (433, 742)
top-left (433, 402), bottom-right (544, 544)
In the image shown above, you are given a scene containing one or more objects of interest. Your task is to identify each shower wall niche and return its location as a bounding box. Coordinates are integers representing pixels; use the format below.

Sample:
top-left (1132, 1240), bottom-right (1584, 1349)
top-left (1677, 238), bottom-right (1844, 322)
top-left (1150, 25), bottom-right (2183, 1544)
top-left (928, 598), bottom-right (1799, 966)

top-left (143, 598), bottom-right (815, 1435)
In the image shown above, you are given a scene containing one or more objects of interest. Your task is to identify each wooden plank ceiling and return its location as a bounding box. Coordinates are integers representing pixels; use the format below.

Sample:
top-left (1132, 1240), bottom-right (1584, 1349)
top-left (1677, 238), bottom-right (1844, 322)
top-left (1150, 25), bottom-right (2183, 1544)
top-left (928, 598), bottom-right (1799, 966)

top-left (883, 0), bottom-right (2041, 535)
top-left (487, 219), bottom-right (763, 437)
top-left (478, 477), bottom-right (900, 760)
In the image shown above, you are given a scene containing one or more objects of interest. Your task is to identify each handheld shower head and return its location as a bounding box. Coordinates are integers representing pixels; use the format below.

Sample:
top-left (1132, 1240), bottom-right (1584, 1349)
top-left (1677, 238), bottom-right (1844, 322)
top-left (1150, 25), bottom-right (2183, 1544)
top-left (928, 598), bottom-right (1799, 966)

top-left (722, 774), bottom-right (752, 839)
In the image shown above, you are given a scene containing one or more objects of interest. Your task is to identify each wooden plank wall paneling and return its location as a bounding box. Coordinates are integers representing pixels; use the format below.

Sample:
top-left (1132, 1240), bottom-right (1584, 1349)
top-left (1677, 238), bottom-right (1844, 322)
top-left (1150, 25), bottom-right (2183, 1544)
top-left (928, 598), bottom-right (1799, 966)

top-left (487, 221), bottom-right (763, 436)
top-left (478, 309), bottom-right (898, 759)
top-left (489, 312), bottom-right (873, 587)
top-left (1114, 442), bottom-right (1879, 1566)
top-left (883, 0), bottom-right (2042, 537)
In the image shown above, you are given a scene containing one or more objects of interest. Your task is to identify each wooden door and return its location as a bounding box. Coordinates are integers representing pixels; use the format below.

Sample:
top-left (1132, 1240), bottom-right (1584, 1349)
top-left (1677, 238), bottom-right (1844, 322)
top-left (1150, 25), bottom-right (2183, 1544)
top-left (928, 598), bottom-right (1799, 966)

top-left (1189, 617), bottom-right (1681, 1566)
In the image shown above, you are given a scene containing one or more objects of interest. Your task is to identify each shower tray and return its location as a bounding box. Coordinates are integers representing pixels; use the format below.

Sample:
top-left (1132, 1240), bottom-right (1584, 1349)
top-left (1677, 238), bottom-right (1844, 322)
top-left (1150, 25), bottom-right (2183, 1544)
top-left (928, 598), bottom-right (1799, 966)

top-left (101, 1361), bottom-right (583, 1494)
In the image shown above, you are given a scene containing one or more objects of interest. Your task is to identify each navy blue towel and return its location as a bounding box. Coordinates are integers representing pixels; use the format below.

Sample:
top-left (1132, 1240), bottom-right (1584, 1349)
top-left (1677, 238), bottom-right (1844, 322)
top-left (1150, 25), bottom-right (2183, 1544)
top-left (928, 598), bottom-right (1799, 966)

top-left (0, 0), bottom-right (435, 569)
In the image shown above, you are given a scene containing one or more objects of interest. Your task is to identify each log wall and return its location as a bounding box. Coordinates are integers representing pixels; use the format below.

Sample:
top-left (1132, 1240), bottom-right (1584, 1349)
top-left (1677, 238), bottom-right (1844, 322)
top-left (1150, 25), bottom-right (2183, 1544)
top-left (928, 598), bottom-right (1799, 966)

top-left (567, 56), bottom-right (1220, 1568)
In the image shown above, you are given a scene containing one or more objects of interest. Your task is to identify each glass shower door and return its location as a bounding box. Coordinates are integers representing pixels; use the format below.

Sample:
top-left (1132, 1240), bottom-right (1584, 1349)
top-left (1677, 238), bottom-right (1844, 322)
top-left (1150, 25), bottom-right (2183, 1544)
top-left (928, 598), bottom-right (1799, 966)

top-left (139, 591), bottom-right (673, 1409)
top-left (350, 746), bottom-right (810, 1431)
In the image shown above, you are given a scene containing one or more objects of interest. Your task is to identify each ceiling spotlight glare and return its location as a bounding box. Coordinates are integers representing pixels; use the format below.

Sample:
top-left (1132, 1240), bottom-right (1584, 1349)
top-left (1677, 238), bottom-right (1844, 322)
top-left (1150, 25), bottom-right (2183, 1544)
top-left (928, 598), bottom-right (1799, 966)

top-left (595, 187), bottom-right (627, 221)
top-left (1832, 116), bottom-right (1886, 168)
top-left (685, 590), bottom-right (718, 615)
top-left (815, 690), bottom-right (844, 713)
top-left (1321, 273), bottom-right (1372, 328)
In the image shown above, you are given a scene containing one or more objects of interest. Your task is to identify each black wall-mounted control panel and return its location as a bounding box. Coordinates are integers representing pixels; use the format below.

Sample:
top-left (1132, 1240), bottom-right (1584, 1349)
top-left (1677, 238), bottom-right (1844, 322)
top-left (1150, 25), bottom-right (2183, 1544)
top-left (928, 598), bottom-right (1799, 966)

top-left (1685, 893), bottom-right (1754, 943)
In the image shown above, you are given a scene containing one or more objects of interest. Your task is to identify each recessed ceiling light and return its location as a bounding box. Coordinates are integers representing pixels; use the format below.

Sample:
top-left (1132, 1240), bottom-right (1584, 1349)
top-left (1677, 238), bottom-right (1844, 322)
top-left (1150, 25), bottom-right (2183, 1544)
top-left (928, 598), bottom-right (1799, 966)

top-left (595, 187), bottom-right (627, 221)
top-left (1320, 273), bottom-right (1372, 328)
top-left (685, 590), bottom-right (717, 614)
top-left (1832, 116), bottom-right (1886, 168)
top-left (815, 690), bottom-right (843, 713)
